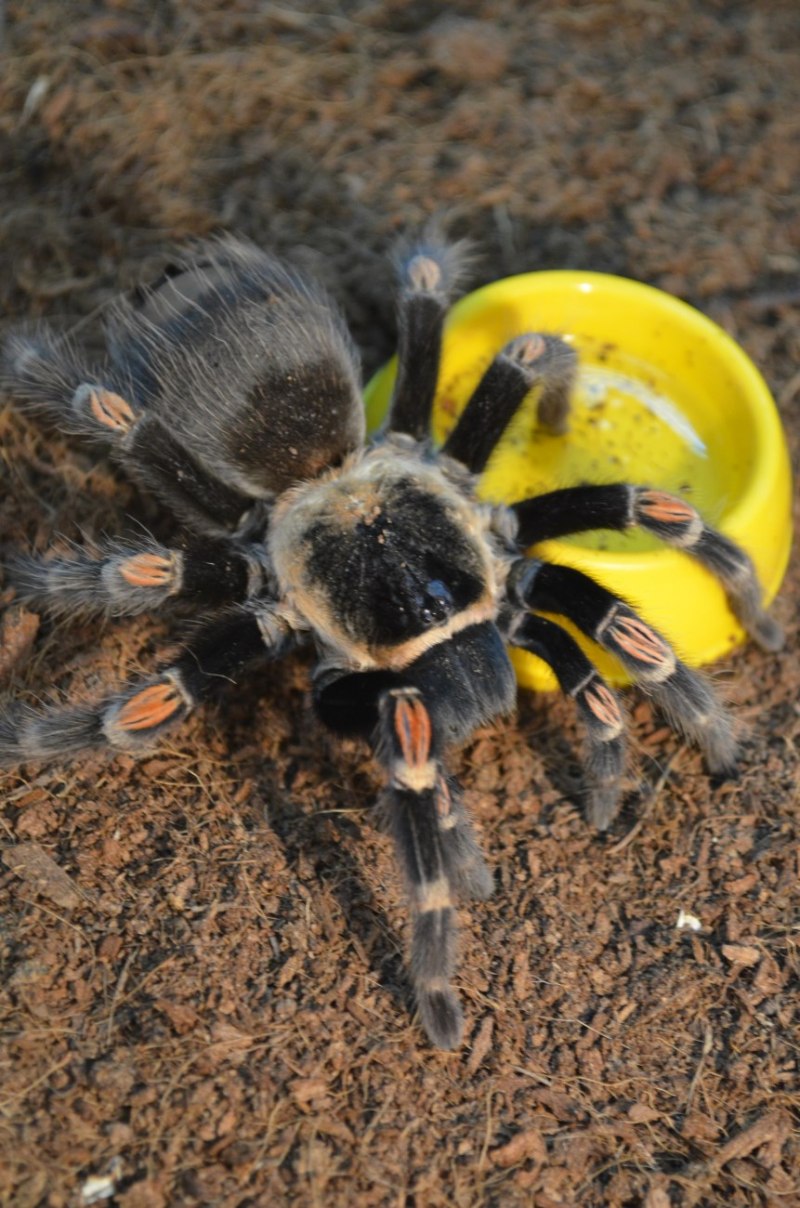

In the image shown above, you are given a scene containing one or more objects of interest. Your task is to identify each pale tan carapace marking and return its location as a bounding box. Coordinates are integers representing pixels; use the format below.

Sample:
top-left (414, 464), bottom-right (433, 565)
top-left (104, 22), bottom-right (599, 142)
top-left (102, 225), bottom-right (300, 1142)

top-left (269, 445), bottom-right (500, 671)
top-left (380, 597), bottom-right (499, 671)
top-left (115, 681), bottom-right (184, 732)
top-left (119, 552), bottom-right (176, 588)
top-left (88, 389), bottom-right (137, 434)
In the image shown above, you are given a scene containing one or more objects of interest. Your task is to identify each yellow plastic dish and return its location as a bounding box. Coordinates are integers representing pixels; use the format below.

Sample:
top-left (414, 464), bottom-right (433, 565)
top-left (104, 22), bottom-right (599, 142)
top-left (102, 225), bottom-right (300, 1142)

top-left (364, 271), bottom-right (792, 690)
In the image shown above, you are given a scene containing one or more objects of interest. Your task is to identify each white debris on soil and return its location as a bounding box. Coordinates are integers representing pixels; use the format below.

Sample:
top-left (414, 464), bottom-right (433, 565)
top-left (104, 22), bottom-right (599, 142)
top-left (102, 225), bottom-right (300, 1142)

top-left (80, 1159), bottom-right (123, 1205)
top-left (676, 909), bottom-right (704, 932)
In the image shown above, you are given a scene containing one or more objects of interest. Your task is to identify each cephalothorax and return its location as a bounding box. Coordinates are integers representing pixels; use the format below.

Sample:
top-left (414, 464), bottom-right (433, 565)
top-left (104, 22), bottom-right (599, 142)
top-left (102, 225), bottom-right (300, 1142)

top-left (0, 233), bottom-right (781, 1047)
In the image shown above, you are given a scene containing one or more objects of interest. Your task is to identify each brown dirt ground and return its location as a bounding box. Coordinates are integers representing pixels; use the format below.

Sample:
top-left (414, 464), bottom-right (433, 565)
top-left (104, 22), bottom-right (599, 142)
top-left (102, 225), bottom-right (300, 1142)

top-left (1, 3), bottom-right (799, 1206)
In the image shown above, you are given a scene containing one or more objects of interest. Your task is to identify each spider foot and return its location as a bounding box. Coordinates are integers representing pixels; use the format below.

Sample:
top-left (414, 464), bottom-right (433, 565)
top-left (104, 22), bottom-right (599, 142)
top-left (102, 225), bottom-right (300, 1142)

top-left (597, 604), bottom-right (738, 775)
top-left (416, 980), bottom-right (464, 1052)
top-left (6, 542), bottom-right (180, 617)
top-left (0, 605), bottom-right (293, 765)
top-left (642, 660), bottom-right (738, 777)
top-left (0, 701), bottom-right (105, 764)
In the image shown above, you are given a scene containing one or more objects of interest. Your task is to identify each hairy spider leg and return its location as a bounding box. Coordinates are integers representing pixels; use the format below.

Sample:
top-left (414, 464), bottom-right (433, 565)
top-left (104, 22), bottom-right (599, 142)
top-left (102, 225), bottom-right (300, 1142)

top-left (120, 417), bottom-right (258, 533)
top-left (511, 483), bottom-right (783, 652)
top-left (6, 534), bottom-right (271, 617)
top-left (376, 687), bottom-right (479, 1049)
top-left (508, 612), bottom-right (626, 830)
top-left (3, 236), bottom-right (367, 536)
top-left (1, 329), bottom-right (258, 533)
top-left (0, 327), bottom-right (130, 442)
top-left (509, 613), bottom-right (628, 831)
top-left (441, 333), bottom-right (577, 473)
top-left (509, 559), bottom-right (738, 775)
top-left (430, 774), bottom-right (495, 902)
top-left (0, 604), bottom-right (295, 763)
top-left (385, 234), bottom-right (472, 440)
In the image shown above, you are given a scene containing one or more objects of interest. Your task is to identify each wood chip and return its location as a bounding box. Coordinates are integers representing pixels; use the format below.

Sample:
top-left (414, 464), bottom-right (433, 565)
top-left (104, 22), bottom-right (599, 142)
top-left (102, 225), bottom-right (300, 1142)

top-left (644, 1188), bottom-right (672, 1208)
top-left (491, 1128), bottom-right (547, 1168)
top-left (0, 605), bottom-right (40, 678)
top-left (290, 1077), bottom-right (331, 1108)
top-left (628, 1103), bottom-right (661, 1124)
top-left (2, 842), bottom-right (81, 909)
top-left (465, 1013), bottom-right (494, 1074)
top-left (721, 944), bottom-right (761, 968)
top-left (715, 1112), bottom-right (789, 1167)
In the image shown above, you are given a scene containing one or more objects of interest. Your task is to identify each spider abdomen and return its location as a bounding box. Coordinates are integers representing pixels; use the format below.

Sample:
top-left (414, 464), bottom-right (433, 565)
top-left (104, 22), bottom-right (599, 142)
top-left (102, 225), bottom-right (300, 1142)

top-left (109, 236), bottom-right (366, 503)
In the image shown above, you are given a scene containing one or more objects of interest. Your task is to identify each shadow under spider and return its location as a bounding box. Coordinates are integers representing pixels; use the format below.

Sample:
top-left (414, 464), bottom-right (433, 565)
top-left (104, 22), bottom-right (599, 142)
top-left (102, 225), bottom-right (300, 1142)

top-left (217, 684), bottom-right (415, 1028)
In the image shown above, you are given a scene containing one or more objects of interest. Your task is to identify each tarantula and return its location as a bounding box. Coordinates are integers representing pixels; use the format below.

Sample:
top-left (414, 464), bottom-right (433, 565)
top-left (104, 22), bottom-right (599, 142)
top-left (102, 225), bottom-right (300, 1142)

top-left (0, 233), bottom-right (781, 1048)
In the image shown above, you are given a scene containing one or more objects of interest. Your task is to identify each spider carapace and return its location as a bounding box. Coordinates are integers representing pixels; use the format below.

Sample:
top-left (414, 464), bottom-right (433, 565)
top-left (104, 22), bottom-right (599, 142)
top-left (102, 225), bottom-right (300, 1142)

top-left (0, 233), bottom-right (781, 1047)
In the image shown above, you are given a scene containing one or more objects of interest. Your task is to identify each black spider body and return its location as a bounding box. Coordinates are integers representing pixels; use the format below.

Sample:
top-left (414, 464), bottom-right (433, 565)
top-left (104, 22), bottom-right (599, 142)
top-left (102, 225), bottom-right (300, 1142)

top-left (271, 448), bottom-right (498, 661)
top-left (0, 233), bottom-right (781, 1049)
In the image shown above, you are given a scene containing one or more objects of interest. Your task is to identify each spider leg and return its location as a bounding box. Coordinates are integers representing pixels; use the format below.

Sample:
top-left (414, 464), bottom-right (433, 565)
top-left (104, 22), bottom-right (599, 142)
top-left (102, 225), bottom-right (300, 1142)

top-left (119, 419), bottom-right (258, 534)
top-left (442, 333), bottom-right (576, 473)
top-left (312, 664), bottom-right (493, 901)
top-left (6, 535), bottom-right (271, 617)
top-left (386, 233), bottom-right (471, 440)
top-left (377, 686), bottom-right (485, 1049)
top-left (509, 557), bottom-right (738, 775)
top-left (509, 612), bottom-right (626, 830)
top-left (2, 330), bottom-right (261, 534)
top-left (1, 327), bottom-right (137, 444)
top-left (432, 775), bottom-right (494, 902)
top-left (0, 603), bottom-right (295, 763)
top-left (511, 483), bottom-right (782, 651)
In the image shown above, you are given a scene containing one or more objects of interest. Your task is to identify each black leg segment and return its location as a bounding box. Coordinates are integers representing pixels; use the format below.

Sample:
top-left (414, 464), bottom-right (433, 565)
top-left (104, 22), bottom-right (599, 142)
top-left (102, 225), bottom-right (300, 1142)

top-left (386, 236), bottom-right (470, 440)
top-left (442, 333), bottom-right (576, 474)
top-left (0, 604), bottom-right (295, 763)
top-left (513, 483), bottom-right (634, 545)
top-left (5, 534), bottom-right (267, 618)
top-left (511, 483), bottom-right (781, 651)
top-left (510, 612), bottom-right (626, 829)
top-left (122, 415), bottom-right (258, 535)
top-left (510, 557), bottom-right (738, 775)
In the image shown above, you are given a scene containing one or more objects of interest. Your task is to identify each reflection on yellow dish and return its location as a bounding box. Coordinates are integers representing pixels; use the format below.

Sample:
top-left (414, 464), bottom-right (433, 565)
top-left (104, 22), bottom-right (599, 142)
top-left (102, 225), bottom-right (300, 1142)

top-left (364, 271), bottom-right (792, 690)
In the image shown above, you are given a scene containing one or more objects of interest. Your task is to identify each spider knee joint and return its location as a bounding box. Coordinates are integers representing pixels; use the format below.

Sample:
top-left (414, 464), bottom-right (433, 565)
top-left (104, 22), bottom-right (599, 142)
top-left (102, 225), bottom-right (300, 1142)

top-left (73, 383), bottom-right (138, 435)
top-left (406, 254), bottom-right (444, 294)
